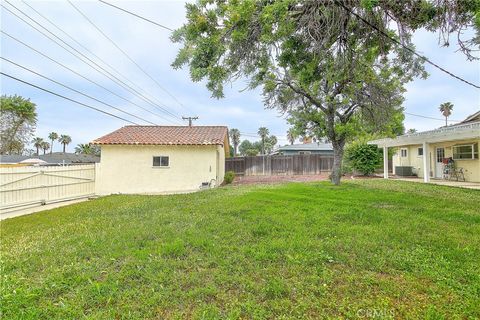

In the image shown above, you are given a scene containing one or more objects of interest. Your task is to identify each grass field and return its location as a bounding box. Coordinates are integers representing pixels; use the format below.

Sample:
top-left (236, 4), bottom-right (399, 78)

top-left (1, 180), bottom-right (479, 319)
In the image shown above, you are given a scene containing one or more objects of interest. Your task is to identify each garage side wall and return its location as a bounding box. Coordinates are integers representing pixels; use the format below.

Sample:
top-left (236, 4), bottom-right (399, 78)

top-left (96, 145), bottom-right (221, 195)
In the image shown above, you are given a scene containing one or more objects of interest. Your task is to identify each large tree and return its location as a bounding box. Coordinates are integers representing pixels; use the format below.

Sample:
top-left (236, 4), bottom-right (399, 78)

top-left (0, 95), bottom-right (37, 155)
top-left (239, 140), bottom-right (261, 156)
top-left (171, 0), bottom-right (446, 184)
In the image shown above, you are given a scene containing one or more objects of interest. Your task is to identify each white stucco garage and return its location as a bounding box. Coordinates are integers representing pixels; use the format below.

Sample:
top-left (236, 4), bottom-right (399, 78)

top-left (92, 125), bottom-right (229, 195)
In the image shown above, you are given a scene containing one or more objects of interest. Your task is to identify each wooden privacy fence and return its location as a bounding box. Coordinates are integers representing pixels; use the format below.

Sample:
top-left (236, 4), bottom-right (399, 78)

top-left (225, 155), bottom-right (334, 176)
top-left (0, 164), bottom-right (95, 214)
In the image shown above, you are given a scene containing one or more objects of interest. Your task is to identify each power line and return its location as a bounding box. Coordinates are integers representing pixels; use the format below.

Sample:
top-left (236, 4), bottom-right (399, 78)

top-left (21, 0), bottom-right (178, 121)
top-left (2, 1), bottom-right (180, 122)
top-left (68, 0), bottom-right (190, 113)
top-left (2, 57), bottom-right (158, 125)
top-left (335, 1), bottom-right (480, 90)
top-left (1, 30), bottom-right (178, 124)
top-left (1, 72), bottom-right (139, 124)
top-left (97, 0), bottom-right (173, 31)
top-left (404, 112), bottom-right (461, 122)
top-left (96, 1), bottom-right (473, 122)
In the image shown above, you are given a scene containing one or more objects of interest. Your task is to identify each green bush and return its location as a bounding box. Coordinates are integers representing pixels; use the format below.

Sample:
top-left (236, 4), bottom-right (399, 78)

top-left (345, 142), bottom-right (381, 176)
top-left (224, 171), bottom-right (235, 184)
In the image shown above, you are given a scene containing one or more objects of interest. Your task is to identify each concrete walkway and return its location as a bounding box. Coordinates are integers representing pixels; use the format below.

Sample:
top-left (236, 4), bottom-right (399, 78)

top-left (0, 198), bottom-right (90, 220)
top-left (393, 177), bottom-right (480, 190)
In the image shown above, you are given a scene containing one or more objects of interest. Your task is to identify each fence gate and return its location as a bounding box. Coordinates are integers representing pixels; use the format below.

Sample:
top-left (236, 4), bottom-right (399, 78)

top-left (0, 164), bottom-right (95, 214)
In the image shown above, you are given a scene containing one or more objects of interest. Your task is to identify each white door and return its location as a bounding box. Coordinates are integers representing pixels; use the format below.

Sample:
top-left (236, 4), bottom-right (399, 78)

top-left (435, 147), bottom-right (445, 178)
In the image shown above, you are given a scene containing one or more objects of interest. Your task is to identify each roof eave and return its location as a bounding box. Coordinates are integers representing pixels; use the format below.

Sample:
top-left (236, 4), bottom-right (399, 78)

top-left (369, 123), bottom-right (480, 147)
top-left (92, 142), bottom-right (224, 146)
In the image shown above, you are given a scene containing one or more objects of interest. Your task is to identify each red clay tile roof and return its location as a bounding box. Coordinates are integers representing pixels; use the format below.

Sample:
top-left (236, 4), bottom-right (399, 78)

top-left (92, 126), bottom-right (228, 146)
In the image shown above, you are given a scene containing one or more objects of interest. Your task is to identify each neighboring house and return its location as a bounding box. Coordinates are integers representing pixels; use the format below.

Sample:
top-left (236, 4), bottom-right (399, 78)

top-left (0, 152), bottom-right (100, 165)
top-left (92, 125), bottom-right (229, 195)
top-left (369, 111), bottom-right (480, 182)
top-left (272, 142), bottom-right (334, 155)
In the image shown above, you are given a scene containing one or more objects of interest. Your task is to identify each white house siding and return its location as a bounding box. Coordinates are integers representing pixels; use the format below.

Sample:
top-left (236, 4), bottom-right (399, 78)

top-left (392, 139), bottom-right (480, 182)
top-left (95, 144), bottom-right (225, 195)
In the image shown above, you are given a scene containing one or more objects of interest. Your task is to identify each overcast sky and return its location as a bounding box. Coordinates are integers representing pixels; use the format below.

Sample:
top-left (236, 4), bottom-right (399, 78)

top-left (1, 0), bottom-right (479, 153)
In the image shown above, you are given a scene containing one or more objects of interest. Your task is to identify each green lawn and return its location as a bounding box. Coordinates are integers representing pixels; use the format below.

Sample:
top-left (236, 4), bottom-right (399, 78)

top-left (1, 180), bottom-right (479, 319)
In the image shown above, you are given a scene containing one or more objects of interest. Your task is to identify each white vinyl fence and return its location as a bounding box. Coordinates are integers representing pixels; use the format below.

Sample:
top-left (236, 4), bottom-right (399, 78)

top-left (0, 164), bottom-right (95, 214)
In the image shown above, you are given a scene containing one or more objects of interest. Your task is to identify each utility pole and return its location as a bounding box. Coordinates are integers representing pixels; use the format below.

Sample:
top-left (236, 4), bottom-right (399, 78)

top-left (182, 116), bottom-right (198, 127)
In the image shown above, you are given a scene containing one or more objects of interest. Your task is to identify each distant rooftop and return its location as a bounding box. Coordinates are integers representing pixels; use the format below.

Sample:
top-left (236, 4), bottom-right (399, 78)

top-left (277, 142), bottom-right (333, 151)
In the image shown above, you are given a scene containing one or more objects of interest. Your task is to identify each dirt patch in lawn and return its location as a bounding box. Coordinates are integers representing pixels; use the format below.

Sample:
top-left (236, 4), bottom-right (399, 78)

top-left (232, 174), bottom-right (330, 185)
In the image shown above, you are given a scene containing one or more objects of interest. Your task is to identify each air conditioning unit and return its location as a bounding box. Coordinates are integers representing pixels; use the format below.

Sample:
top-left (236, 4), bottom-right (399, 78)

top-left (395, 166), bottom-right (414, 176)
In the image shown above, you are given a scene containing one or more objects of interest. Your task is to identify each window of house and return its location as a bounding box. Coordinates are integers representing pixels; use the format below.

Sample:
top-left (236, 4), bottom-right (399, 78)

top-left (417, 147), bottom-right (423, 156)
top-left (453, 143), bottom-right (479, 160)
top-left (153, 156), bottom-right (169, 167)
top-left (400, 149), bottom-right (407, 157)
top-left (298, 151), bottom-right (311, 155)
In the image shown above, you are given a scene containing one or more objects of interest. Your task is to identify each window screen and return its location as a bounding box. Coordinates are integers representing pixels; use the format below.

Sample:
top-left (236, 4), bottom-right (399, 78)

top-left (453, 144), bottom-right (478, 160)
top-left (401, 149), bottom-right (407, 157)
top-left (153, 156), bottom-right (169, 167)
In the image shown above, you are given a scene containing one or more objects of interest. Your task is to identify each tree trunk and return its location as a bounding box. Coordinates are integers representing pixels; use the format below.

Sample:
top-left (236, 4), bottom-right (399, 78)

top-left (63, 144), bottom-right (66, 153)
top-left (50, 140), bottom-right (54, 154)
top-left (330, 140), bottom-right (345, 185)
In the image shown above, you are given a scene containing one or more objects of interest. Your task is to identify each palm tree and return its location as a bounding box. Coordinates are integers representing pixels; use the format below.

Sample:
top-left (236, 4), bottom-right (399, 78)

top-left (229, 128), bottom-right (241, 156)
top-left (287, 128), bottom-right (297, 145)
top-left (58, 134), bottom-right (72, 153)
top-left (40, 141), bottom-right (50, 155)
top-left (75, 143), bottom-right (100, 155)
top-left (406, 128), bottom-right (417, 134)
top-left (75, 143), bottom-right (91, 154)
top-left (48, 132), bottom-right (58, 154)
top-left (439, 102), bottom-right (453, 126)
top-left (257, 127), bottom-right (269, 155)
top-left (265, 135), bottom-right (277, 154)
top-left (32, 137), bottom-right (44, 155)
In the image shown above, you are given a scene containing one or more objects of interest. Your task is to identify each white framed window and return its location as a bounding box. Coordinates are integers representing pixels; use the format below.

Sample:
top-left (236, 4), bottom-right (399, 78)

top-left (452, 143), bottom-right (479, 160)
top-left (417, 147), bottom-right (423, 156)
top-left (153, 156), bottom-right (169, 167)
top-left (400, 148), bottom-right (407, 157)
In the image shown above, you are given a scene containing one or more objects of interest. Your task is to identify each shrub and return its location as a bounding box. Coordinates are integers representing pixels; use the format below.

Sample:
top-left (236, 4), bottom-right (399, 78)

top-left (224, 171), bottom-right (235, 184)
top-left (345, 142), bottom-right (381, 176)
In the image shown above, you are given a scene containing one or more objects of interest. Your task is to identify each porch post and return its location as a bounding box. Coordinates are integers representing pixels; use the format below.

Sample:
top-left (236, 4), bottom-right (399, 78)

top-left (383, 146), bottom-right (389, 179)
top-left (422, 141), bottom-right (430, 183)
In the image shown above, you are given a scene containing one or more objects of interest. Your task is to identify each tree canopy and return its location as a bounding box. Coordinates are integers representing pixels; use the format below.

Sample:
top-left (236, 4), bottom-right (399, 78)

top-left (0, 95), bottom-right (37, 155)
top-left (172, 0), bottom-right (477, 184)
top-left (75, 143), bottom-right (100, 156)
